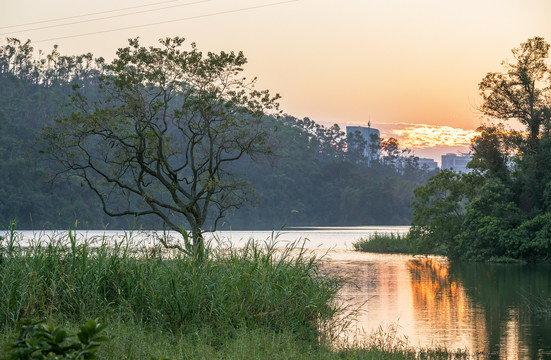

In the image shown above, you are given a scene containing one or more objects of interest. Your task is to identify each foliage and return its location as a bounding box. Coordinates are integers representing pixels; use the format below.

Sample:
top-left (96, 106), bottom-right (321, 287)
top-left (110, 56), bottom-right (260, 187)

top-left (0, 37), bottom-right (435, 231)
top-left (42, 37), bottom-right (279, 255)
top-left (352, 233), bottom-right (411, 254)
top-left (409, 170), bottom-right (482, 255)
top-left (454, 178), bottom-right (522, 260)
top-left (0, 38), bottom-right (104, 87)
top-left (0, 39), bottom-right (109, 230)
top-left (479, 37), bottom-right (551, 145)
top-left (345, 130), bottom-right (368, 164)
top-left (409, 37), bottom-right (551, 261)
top-left (467, 124), bottom-right (517, 181)
top-left (2, 319), bottom-right (107, 360)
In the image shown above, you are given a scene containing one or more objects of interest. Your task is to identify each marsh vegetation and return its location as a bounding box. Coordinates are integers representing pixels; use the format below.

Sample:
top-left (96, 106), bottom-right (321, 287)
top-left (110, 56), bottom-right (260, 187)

top-left (0, 228), bottom-right (470, 359)
top-left (352, 232), bottom-right (412, 254)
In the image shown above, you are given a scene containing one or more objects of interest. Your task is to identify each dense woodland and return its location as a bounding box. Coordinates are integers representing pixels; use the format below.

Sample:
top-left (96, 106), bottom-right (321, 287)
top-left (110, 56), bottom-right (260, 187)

top-left (410, 37), bottom-right (551, 262)
top-left (0, 38), bottom-right (436, 230)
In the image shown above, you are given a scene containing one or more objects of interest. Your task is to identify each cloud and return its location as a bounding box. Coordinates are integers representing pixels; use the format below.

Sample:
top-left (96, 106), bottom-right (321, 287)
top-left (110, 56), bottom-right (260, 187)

top-left (375, 123), bottom-right (479, 149)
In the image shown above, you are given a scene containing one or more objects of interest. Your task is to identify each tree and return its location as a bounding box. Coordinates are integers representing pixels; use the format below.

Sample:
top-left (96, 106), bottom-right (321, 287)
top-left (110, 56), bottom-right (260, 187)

top-left (409, 37), bottom-right (551, 261)
top-left (380, 137), bottom-right (400, 166)
top-left (316, 123), bottom-right (346, 159)
top-left (479, 37), bottom-right (551, 212)
top-left (479, 37), bottom-right (551, 148)
top-left (468, 124), bottom-right (517, 182)
top-left (409, 170), bottom-right (482, 255)
top-left (42, 37), bottom-right (279, 256)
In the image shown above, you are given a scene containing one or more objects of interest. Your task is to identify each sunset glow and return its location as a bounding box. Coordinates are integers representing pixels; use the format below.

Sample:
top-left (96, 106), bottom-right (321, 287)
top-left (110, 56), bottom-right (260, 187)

top-left (379, 123), bottom-right (480, 149)
top-left (1, 0), bottom-right (550, 160)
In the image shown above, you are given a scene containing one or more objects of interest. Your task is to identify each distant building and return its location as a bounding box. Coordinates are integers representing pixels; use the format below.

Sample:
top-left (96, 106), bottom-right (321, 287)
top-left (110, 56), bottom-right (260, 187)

top-left (346, 123), bottom-right (380, 165)
top-left (441, 153), bottom-right (472, 173)
top-left (417, 157), bottom-right (438, 171)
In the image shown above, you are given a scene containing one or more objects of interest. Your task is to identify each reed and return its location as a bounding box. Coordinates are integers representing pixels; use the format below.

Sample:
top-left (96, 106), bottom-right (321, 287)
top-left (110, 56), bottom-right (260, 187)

top-left (352, 232), bottom-right (411, 254)
top-left (0, 227), bottom-right (342, 342)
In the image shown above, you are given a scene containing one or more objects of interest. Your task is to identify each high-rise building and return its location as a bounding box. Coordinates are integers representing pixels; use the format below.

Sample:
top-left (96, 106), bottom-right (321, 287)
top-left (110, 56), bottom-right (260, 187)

top-left (346, 123), bottom-right (380, 165)
top-left (417, 158), bottom-right (438, 171)
top-left (441, 153), bottom-right (472, 173)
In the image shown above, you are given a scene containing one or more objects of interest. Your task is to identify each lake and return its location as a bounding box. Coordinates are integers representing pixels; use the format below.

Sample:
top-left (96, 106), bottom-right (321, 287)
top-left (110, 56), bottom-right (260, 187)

top-left (13, 226), bottom-right (551, 359)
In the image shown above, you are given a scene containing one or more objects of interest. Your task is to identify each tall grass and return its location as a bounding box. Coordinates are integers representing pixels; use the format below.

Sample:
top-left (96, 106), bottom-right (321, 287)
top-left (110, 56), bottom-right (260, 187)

top-left (353, 233), bottom-right (411, 254)
top-left (0, 319), bottom-right (470, 359)
top-left (0, 226), bottom-right (471, 359)
top-left (0, 227), bottom-right (342, 342)
top-left (97, 321), bottom-right (470, 359)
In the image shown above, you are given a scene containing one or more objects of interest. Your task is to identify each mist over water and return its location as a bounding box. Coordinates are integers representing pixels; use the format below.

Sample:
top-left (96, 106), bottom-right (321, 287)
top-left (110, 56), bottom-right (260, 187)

top-left (13, 226), bottom-right (551, 358)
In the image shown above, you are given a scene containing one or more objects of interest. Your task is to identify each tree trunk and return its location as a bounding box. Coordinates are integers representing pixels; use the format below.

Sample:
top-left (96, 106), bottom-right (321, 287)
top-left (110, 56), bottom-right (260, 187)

top-left (191, 225), bottom-right (205, 260)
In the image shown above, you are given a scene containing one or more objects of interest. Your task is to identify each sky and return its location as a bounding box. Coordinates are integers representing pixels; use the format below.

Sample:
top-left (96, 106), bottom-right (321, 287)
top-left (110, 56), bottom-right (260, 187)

top-left (1, 0), bottom-right (550, 161)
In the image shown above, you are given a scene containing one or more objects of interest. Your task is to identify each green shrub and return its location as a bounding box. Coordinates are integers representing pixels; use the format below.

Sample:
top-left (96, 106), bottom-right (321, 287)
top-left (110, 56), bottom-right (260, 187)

top-left (1, 319), bottom-right (107, 360)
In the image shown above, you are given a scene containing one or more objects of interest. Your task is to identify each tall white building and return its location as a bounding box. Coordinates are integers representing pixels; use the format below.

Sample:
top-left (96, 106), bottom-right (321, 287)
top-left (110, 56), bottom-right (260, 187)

top-left (346, 123), bottom-right (380, 165)
top-left (441, 153), bottom-right (472, 173)
top-left (417, 158), bottom-right (438, 171)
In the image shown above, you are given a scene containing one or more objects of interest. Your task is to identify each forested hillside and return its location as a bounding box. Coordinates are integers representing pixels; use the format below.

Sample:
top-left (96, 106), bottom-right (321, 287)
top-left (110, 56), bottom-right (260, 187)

top-left (0, 38), bottom-right (435, 230)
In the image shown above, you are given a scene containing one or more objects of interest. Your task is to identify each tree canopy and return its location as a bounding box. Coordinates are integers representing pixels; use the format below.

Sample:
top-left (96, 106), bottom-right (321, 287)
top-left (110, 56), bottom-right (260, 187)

top-left (42, 37), bottom-right (279, 255)
top-left (410, 37), bottom-right (551, 262)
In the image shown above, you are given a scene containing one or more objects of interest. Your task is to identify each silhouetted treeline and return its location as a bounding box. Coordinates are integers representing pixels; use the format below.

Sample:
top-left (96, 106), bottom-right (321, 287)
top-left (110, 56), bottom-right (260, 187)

top-left (0, 39), bottom-right (435, 230)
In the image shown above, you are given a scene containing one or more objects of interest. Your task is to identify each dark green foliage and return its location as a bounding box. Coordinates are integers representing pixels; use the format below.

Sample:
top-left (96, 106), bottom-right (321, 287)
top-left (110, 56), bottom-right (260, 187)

top-left (410, 37), bottom-right (551, 262)
top-left (467, 124), bottom-right (515, 182)
top-left (0, 38), bottom-right (435, 231)
top-left (2, 319), bottom-right (107, 360)
top-left (409, 170), bottom-right (483, 255)
top-left (345, 130), bottom-right (368, 164)
top-left (0, 40), bottom-right (111, 230)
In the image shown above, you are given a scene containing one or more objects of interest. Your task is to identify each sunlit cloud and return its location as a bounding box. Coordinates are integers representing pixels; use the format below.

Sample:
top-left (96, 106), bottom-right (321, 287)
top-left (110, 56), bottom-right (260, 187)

top-left (376, 123), bottom-right (480, 149)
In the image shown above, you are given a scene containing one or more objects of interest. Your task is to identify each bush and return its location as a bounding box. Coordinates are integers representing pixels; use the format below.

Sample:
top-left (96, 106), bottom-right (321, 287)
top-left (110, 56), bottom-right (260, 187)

top-left (1, 319), bottom-right (107, 360)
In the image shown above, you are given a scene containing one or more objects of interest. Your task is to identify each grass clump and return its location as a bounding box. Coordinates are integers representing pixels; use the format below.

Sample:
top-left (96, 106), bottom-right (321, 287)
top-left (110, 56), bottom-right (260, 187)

top-left (353, 233), bottom-right (411, 254)
top-left (101, 322), bottom-right (470, 359)
top-left (0, 226), bottom-right (342, 343)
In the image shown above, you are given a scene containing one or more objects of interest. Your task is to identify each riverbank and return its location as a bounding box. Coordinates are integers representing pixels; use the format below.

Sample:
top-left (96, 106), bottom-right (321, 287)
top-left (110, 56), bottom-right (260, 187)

top-left (0, 229), bottom-right (469, 359)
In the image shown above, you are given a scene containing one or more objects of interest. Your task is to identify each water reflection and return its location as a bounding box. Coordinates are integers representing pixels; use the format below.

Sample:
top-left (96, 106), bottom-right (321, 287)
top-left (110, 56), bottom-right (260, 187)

top-left (448, 261), bottom-right (551, 359)
top-left (407, 258), bottom-right (488, 354)
top-left (324, 253), bottom-right (551, 359)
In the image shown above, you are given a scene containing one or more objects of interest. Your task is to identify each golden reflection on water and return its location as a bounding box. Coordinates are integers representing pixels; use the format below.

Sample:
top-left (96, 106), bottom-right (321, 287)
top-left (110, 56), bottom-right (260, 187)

top-left (406, 258), bottom-right (489, 354)
top-left (320, 251), bottom-right (489, 354)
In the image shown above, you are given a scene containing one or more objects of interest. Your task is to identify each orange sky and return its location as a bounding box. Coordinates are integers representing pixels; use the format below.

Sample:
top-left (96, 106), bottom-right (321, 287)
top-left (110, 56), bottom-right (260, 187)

top-left (1, 0), bottom-right (550, 160)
